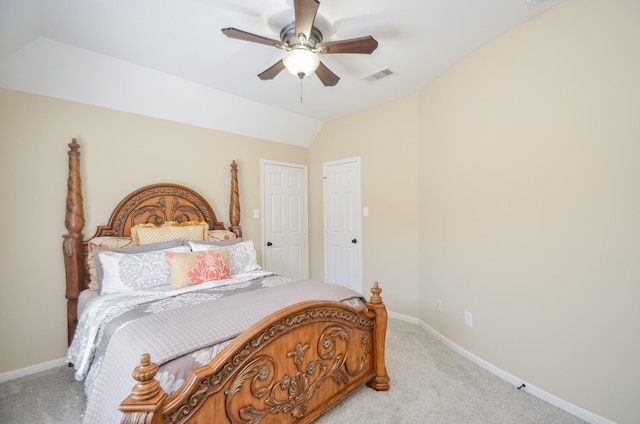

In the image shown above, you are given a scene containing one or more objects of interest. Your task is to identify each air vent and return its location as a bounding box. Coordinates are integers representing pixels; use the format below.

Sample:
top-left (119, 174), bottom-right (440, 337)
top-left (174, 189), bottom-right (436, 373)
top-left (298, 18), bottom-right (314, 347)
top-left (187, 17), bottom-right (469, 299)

top-left (364, 68), bottom-right (396, 82)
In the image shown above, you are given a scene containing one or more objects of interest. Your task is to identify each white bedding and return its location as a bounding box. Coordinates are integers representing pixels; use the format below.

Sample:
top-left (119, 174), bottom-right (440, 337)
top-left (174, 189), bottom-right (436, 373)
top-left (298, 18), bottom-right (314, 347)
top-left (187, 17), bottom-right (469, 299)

top-left (68, 270), bottom-right (275, 384)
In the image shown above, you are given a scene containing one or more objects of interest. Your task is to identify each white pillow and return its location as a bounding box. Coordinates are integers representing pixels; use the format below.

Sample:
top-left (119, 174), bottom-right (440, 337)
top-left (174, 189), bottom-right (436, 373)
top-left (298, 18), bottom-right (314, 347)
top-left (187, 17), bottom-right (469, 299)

top-left (95, 246), bottom-right (189, 295)
top-left (187, 240), bottom-right (260, 275)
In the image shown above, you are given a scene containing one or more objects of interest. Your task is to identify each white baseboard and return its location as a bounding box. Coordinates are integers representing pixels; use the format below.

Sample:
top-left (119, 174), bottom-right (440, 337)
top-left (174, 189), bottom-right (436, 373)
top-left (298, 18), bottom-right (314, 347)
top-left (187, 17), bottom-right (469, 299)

top-left (388, 310), bottom-right (421, 324)
top-left (0, 357), bottom-right (67, 384)
top-left (388, 311), bottom-right (615, 424)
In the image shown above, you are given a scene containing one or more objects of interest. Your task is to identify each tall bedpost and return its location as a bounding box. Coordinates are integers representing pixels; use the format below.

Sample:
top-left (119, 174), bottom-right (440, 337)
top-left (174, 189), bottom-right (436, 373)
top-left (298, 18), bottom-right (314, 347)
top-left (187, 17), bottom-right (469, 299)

top-left (229, 160), bottom-right (242, 238)
top-left (366, 281), bottom-right (391, 391)
top-left (63, 138), bottom-right (85, 346)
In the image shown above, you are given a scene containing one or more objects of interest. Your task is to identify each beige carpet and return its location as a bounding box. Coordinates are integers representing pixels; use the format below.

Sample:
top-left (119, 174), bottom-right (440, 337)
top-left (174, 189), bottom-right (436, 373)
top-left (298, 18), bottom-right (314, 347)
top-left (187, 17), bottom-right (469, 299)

top-left (0, 319), bottom-right (587, 423)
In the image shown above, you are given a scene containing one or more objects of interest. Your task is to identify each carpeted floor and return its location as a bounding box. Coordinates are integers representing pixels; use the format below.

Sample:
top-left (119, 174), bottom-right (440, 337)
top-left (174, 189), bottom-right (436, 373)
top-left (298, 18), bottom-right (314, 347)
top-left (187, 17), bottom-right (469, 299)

top-left (0, 319), bottom-right (587, 423)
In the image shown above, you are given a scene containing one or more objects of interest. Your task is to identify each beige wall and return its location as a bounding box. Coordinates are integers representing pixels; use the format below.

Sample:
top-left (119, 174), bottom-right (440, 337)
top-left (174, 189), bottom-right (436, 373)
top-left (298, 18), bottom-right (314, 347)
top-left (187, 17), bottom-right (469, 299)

top-left (308, 95), bottom-right (420, 316)
top-left (418, 0), bottom-right (640, 423)
top-left (0, 88), bottom-right (307, 373)
top-left (1, 0), bottom-right (638, 422)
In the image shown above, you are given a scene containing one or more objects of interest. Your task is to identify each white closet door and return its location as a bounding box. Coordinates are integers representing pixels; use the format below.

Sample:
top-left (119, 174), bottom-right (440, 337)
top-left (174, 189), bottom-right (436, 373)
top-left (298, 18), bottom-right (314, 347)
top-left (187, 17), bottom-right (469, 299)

top-left (323, 157), bottom-right (362, 294)
top-left (262, 160), bottom-right (308, 280)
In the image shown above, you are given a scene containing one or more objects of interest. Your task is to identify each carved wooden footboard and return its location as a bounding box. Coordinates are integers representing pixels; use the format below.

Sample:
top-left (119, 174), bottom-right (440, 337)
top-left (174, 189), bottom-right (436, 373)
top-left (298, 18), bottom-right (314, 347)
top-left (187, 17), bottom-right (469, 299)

top-left (120, 283), bottom-right (390, 424)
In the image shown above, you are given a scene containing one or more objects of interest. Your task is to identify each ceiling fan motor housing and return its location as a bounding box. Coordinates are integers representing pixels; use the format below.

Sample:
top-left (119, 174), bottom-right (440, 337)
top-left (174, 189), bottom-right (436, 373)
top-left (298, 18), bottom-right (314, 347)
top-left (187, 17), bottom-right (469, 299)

top-left (280, 22), bottom-right (324, 51)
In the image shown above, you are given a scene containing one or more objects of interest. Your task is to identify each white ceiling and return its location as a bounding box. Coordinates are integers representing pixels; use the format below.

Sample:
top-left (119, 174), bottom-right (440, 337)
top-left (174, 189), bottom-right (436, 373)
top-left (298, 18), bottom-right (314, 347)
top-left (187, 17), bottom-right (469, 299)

top-left (0, 0), bottom-right (564, 147)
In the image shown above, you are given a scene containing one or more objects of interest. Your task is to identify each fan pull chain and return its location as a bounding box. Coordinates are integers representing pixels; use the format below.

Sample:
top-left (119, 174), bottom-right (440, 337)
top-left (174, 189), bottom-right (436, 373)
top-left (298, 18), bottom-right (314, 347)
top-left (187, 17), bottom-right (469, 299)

top-left (298, 71), bottom-right (305, 103)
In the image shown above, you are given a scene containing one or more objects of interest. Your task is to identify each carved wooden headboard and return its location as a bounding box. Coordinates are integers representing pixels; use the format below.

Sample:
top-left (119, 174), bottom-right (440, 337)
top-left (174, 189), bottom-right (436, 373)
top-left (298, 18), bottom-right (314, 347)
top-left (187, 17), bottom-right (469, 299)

top-left (93, 183), bottom-right (226, 238)
top-left (63, 138), bottom-right (242, 345)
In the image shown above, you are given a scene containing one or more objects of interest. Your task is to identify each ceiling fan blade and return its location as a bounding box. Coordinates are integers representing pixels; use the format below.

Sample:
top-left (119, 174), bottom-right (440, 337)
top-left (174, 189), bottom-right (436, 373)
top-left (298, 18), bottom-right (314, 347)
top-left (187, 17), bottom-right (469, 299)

top-left (316, 36), bottom-right (379, 54)
top-left (258, 60), bottom-right (286, 80)
top-left (294, 0), bottom-right (319, 43)
top-left (222, 27), bottom-right (285, 49)
top-left (315, 61), bottom-right (340, 86)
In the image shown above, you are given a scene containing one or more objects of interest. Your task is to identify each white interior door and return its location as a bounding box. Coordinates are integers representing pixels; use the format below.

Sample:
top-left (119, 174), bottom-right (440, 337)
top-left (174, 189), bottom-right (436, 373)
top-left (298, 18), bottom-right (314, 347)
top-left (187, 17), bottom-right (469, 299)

top-left (323, 158), bottom-right (362, 294)
top-left (262, 160), bottom-right (308, 279)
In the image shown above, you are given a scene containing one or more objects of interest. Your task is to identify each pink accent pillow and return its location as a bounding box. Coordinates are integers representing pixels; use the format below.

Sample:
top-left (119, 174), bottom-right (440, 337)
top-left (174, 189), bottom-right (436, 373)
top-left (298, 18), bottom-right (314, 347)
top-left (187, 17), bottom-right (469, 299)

top-left (207, 229), bottom-right (238, 241)
top-left (166, 249), bottom-right (230, 290)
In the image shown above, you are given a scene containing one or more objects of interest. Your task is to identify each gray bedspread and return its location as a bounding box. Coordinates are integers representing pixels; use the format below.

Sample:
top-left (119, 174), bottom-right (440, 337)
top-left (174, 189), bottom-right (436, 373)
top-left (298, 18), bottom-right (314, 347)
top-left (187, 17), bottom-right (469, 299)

top-left (69, 273), bottom-right (364, 424)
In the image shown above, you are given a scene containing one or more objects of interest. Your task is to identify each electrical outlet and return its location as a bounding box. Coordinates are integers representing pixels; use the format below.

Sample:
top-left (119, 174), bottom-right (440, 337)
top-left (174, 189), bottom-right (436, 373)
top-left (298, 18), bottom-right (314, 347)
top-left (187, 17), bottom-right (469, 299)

top-left (464, 311), bottom-right (473, 327)
top-left (436, 299), bottom-right (442, 312)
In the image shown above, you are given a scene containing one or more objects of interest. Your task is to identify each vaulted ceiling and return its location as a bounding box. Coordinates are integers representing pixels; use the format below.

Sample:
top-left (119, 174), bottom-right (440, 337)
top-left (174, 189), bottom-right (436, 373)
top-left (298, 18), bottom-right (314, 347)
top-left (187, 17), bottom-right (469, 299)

top-left (0, 0), bottom-right (564, 146)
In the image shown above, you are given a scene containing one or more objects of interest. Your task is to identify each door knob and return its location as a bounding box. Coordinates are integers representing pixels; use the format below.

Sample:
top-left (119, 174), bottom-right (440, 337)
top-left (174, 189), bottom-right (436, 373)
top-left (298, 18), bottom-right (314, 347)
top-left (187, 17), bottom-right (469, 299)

top-left (352, 239), bottom-right (357, 244)
top-left (267, 242), bottom-right (273, 246)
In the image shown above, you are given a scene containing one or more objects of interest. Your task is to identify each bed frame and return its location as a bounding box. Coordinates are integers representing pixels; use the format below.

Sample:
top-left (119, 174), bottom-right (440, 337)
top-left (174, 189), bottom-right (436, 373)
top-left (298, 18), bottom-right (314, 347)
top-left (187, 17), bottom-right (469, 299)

top-left (63, 138), bottom-right (389, 423)
top-left (63, 138), bottom-right (242, 346)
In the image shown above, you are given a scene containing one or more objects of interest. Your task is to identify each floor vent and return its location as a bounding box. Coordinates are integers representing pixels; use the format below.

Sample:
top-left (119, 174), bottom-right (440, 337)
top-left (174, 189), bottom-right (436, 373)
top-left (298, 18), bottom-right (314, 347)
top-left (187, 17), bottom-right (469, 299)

top-left (364, 68), bottom-right (396, 82)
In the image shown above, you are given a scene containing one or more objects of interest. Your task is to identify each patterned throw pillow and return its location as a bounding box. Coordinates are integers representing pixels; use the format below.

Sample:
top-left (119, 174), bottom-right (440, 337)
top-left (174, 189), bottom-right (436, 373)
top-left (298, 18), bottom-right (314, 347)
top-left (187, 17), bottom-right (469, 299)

top-left (95, 246), bottom-right (189, 295)
top-left (88, 238), bottom-right (184, 290)
top-left (187, 237), bottom-right (243, 247)
top-left (187, 240), bottom-right (260, 275)
top-left (131, 221), bottom-right (209, 245)
top-left (87, 237), bottom-right (133, 290)
top-left (207, 229), bottom-right (237, 241)
top-left (166, 250), bottom-right (231, 290)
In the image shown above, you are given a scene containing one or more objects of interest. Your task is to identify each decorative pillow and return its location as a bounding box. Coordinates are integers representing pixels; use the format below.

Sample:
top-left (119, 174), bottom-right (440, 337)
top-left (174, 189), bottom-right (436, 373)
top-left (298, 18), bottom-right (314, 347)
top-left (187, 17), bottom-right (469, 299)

top-left (189, 237), bottom-right (243, 247)
top-left (95, 245), bottom-right (189, 295)
top-left (87, 237), bottom-right (133, 290)
top-left (208, 229), bottom-right (237, 241)
top-left (88, 238), bottom-right (183, 290)
top-left (103, 238), bottom-right (184, 254)
top-left (188, 240), bottom-right (260, 275)
top-left (165, 249), bottom-right (231, 290)
top-left (131, 221), bottom-right (209, 245)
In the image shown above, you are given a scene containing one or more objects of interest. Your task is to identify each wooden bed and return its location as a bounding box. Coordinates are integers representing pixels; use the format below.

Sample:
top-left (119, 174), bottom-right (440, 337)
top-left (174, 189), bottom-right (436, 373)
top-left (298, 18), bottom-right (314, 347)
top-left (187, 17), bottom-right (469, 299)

top-left (63, 138), bottom-right (389, 423)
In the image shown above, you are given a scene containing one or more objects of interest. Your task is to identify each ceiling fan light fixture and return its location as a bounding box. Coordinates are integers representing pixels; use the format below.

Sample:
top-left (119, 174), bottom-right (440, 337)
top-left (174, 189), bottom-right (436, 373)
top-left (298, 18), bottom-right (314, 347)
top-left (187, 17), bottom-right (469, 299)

top-left (283, 48), bottom-right (320, 78)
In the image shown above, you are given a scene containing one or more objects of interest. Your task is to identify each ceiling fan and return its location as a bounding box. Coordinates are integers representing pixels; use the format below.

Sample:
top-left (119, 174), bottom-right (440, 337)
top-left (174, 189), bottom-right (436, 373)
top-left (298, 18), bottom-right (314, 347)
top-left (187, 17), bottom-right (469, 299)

top-left (221, 0), bottom-right (378, 86)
